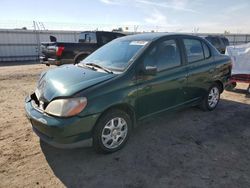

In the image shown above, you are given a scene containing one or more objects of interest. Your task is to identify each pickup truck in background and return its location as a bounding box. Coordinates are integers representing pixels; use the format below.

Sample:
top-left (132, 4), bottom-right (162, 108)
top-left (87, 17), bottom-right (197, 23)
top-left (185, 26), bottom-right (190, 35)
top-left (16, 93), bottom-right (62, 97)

top-left (40, 31), bottom-right (125, 66)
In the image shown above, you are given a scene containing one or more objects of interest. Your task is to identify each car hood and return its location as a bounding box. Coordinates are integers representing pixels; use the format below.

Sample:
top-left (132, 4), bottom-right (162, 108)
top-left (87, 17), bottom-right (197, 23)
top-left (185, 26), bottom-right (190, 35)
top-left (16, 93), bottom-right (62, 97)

top-left (36, 65), bottom-right (115, 102)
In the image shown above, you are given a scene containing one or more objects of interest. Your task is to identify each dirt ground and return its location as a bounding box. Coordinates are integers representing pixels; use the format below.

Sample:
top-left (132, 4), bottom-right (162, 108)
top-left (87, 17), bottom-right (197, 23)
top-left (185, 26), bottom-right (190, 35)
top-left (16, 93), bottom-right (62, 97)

top-left (0, 63), bottom-right (250, 188)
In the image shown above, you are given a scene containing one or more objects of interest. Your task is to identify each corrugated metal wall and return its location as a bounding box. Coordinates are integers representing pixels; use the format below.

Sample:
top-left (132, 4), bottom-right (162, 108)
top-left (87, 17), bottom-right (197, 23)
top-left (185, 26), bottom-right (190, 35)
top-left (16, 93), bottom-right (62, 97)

top-left (0, 29), bottom-right (250, 62)
top-left (0, 29), bottom-right (80, 62)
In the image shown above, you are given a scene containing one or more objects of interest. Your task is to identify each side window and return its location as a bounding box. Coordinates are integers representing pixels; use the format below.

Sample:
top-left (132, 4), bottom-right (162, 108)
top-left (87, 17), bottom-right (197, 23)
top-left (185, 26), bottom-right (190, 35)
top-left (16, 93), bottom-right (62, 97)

top-left (144, 39), bottom-right (181, 71)
top-left (184, 39), bottom-right (204, 63)
top-left (202, 42), bottom-right (211, 59)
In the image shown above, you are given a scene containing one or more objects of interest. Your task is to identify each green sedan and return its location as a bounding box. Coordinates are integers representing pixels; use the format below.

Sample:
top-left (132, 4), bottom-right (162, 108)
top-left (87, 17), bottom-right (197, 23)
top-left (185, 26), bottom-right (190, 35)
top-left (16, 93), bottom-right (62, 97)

top-left (25, 33), bottom-right (232, 153)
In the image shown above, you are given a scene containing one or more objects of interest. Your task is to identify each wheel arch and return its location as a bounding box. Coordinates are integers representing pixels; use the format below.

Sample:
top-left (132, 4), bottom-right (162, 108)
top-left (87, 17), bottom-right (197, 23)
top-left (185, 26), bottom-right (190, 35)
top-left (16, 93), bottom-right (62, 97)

top-left (214, 80), bottom-right (224, 93)
top-left (93, 103), bottom-right (137, 134)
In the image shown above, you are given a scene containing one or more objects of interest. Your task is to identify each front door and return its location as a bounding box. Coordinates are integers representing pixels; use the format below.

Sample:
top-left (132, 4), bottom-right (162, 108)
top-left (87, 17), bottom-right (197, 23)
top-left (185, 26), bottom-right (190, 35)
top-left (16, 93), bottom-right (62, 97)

top-left (136, 38), bottom-right (188, 119)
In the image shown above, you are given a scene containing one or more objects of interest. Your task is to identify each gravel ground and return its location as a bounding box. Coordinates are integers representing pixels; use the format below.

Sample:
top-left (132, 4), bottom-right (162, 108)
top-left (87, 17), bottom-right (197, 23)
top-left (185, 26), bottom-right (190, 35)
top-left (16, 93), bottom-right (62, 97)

top-left (0, 63), bottom-right (250, 188)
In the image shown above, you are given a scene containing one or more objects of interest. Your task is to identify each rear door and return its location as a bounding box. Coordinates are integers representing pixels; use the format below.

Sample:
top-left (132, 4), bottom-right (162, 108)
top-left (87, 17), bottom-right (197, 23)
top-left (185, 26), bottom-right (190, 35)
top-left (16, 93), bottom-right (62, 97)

top-left (182, 37), bottom-right (215, 101)
top-left (136, 37), bottom-right (188, 118)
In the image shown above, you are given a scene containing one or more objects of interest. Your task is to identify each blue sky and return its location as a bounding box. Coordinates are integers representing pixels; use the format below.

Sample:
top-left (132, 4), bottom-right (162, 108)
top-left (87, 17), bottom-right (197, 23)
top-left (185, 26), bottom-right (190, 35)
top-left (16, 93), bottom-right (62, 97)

top-left (0, 0), bottom-right (250, 33)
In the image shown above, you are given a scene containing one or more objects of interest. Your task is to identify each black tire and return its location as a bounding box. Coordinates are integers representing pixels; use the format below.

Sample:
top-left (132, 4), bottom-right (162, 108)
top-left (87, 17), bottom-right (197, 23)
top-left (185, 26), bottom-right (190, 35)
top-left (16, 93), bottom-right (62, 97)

top-left (93, 109), bottom-right (132, 153)
top-left (200, 83), bottom-right (221, 111)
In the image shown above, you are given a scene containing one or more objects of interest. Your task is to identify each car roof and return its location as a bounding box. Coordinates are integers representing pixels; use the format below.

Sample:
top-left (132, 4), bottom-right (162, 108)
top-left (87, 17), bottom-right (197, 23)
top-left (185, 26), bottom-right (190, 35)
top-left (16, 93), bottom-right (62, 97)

top-left (119, 32), bottom-right (202, 42)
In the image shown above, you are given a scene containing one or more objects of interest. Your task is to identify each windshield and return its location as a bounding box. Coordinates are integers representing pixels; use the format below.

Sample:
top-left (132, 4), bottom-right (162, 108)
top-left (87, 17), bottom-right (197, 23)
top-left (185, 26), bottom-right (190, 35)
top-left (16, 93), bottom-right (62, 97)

top-left (80, 40), bottom-right (148, 72)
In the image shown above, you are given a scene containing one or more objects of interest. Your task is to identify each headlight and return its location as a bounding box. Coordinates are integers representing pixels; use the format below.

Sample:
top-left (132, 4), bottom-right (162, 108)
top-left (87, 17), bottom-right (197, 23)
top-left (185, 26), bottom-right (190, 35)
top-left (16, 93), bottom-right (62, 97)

top-left (45, 97), bottom-right (87, 117)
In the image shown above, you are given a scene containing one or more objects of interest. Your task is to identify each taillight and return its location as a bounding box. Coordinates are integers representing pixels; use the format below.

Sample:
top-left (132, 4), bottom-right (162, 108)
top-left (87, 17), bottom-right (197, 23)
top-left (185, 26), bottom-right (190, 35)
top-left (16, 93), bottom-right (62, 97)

top-left (56, 46), bottom-right (64, 57)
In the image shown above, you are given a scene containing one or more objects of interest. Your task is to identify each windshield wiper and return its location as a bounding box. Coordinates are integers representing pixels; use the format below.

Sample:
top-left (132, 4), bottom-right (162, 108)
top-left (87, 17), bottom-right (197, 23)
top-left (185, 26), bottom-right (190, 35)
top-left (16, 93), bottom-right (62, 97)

top-left (85, 63), bottom-right (113, 74)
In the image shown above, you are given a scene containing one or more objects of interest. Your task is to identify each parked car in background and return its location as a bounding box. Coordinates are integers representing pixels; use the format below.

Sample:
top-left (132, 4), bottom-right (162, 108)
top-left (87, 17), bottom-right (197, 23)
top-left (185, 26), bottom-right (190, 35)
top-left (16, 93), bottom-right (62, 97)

top-left (203, 35), bottom-right (229, 54)
top-left (25, 33), bottom-right (232, 153)
top-left (40, 31), bottom-right (125, 66)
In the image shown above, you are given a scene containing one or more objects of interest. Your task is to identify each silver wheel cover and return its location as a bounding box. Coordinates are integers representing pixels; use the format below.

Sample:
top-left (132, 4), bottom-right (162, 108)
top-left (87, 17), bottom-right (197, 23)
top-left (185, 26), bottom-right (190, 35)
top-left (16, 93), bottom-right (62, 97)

top-left (208, 87), bottom-right (220, 108)
top-left (101, 117), bottom-right (128, 149)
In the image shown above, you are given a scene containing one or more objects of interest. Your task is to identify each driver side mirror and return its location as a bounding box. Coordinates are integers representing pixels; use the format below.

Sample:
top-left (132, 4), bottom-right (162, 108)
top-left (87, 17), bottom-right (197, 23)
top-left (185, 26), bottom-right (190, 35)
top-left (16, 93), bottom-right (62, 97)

top-left (144, 66), bottom-right (157, 76)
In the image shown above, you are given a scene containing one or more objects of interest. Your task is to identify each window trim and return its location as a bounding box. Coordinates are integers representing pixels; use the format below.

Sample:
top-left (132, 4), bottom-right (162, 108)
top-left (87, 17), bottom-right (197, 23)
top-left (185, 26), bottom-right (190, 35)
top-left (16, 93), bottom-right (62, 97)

top-left (201, 41), bottom-right (212, 60)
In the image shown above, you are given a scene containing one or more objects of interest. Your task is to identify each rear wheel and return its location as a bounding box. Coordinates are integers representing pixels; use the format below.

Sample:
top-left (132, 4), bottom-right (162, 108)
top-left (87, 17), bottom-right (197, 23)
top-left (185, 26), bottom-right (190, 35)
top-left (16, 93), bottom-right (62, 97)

top-left (93, 109), bottom-right (131, 153)
top-left (200, 84), bottom-right (220, 111)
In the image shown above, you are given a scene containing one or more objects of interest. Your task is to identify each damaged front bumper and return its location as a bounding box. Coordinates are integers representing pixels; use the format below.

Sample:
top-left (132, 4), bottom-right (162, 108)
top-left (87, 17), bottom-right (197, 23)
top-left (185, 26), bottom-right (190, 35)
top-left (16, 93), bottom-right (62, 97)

top-left (24, 94), bottom-right (99, 149)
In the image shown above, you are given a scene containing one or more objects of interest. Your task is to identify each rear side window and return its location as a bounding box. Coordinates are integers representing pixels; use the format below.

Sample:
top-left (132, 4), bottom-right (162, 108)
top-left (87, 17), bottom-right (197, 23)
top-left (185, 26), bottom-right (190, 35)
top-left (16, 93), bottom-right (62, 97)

top-left (183, 39), bottom-right (204, 63)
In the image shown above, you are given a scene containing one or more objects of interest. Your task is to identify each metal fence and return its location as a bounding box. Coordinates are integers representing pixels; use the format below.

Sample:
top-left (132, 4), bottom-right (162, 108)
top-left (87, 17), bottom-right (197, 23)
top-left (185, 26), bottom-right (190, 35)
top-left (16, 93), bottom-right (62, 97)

top-left (0, 29), bottom-right (80, 62)
top-left (0, 29), bottom-right (250, 62)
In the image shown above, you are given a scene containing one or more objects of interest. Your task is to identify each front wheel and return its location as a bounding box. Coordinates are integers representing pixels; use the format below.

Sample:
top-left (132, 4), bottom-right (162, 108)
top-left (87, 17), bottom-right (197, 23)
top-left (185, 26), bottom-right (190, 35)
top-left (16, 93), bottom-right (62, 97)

top-left (93, 109), bottom-right (131, 153)
top-left (200, 84), bottom-right (221, 111)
